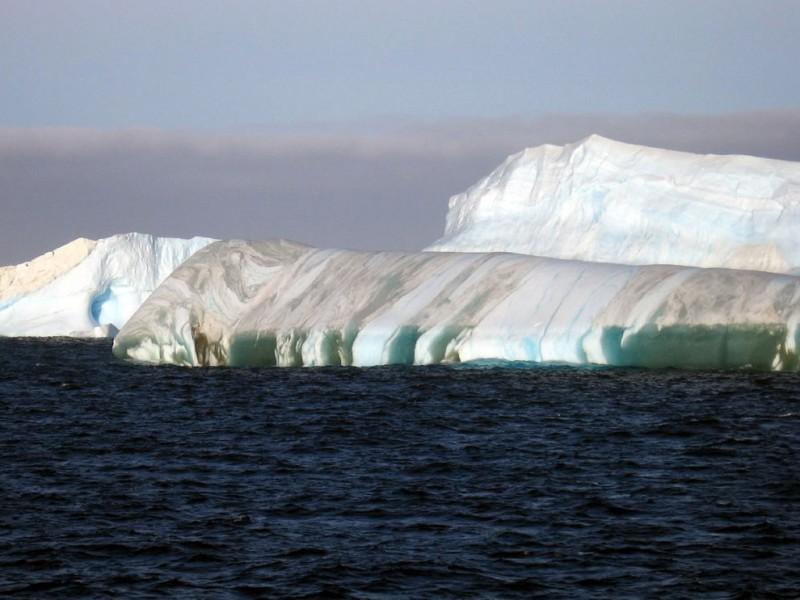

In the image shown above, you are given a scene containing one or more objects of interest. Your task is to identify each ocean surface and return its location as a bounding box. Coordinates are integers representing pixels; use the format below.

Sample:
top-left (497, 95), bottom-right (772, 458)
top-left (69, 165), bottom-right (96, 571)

top-left (1, 338), bottom-right (799, 598)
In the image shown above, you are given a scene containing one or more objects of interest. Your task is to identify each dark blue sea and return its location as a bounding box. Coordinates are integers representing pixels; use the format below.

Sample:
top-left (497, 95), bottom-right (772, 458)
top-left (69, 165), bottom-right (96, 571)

top-left (1, 338), bottom-right (799, 598)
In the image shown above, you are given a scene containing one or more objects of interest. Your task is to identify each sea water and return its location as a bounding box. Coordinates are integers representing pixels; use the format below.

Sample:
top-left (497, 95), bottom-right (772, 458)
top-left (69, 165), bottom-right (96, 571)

top-left (1, 338), bottom-right (799, 597)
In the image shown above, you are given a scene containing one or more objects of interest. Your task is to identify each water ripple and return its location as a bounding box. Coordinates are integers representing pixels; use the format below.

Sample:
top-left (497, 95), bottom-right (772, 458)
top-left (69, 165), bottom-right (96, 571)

top-left (1, 338), bottom-right (799, 597)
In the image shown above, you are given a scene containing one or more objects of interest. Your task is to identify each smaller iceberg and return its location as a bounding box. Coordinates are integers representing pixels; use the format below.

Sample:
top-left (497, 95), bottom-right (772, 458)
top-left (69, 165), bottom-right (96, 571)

top-left (113, 240), bottom-right (800, 371)
top-left (0, 233), bottom-right (214, 337)
top-left (427, 135), bottom-right (800, 273)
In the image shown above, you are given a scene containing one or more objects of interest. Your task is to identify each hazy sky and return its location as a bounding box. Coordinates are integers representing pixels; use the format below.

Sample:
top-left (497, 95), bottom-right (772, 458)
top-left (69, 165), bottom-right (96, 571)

top-left (1, 1), bottom-right (799, 263)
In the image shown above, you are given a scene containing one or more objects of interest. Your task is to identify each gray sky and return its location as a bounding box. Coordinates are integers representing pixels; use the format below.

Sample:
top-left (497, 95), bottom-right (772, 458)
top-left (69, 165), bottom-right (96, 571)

top-left (2, 1), bottom-right (798, 127)
top-left (1, 2), bottom-right (799, 263)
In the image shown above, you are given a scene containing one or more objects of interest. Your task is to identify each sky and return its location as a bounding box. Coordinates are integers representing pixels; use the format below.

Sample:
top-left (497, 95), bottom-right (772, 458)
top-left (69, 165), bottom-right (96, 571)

top-left (1, 1), bottom-right (799, 263)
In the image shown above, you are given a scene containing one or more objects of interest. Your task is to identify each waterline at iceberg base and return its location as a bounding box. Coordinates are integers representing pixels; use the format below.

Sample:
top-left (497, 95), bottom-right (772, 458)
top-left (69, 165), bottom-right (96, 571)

top-left (113, 239), bottom-right (800, 371)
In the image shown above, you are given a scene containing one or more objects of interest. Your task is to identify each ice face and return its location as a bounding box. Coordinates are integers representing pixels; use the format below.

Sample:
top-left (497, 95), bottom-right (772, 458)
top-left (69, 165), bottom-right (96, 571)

top-left (0, 233), bottom-right (214, 337)
top-left (426, 135), bottom-right (800, 273)
top-left (113, 240), bottom-right (800, 371)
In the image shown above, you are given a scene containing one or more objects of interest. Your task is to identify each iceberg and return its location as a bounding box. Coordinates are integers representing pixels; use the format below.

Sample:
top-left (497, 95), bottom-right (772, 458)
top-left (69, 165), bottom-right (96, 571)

top-left (0, 233), bottom-right (214, 337)
top-left (113, 240), bottom-right (800, 371)
top-left (108, 137), bottom-right (800, 371)
top-left (426, 135), bottom-right (800, 274)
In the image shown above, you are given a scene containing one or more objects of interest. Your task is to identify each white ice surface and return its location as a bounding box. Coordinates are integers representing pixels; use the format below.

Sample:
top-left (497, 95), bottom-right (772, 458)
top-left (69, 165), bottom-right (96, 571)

top-left (113, 240), bottom-right (800, 371)
top-left (426, 135), bottom-right (800, 273)
top-left (0, 233), bottom-right (214, 337)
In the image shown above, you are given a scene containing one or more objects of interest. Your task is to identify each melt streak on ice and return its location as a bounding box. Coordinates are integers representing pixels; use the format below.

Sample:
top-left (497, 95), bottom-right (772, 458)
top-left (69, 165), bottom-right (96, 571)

top-left (427, 135), bottom-right (800, 274)
top-left (113, 240), bottom-right (800, 370)
top-left (0, 233), bottom-right (214, 337)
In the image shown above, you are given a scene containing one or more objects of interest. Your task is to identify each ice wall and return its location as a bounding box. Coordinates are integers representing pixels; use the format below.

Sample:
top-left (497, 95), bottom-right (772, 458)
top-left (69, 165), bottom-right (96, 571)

top-left (0, 233), bottom-right (214, 337)
top-left (113, 240), bottom-right (800, 371)
top-left (426, 135), bottom-right (800, 273)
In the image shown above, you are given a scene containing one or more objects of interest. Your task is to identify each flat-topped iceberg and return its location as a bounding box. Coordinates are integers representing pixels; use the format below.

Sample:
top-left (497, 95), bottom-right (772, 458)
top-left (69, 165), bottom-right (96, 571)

top-left (0, 233), bottom-right (214, 337)
top-left (113, 240), bottom-right (800, 371)
top-left (427, 135), bottom-right (800, 273)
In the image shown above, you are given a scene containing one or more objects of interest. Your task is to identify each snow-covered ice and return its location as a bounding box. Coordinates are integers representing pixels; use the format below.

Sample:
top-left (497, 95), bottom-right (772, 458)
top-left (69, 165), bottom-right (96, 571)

top-left (113, 240), bottom-right (800, 371)
top-left (427, 135), bottom-right (800, 273)
top-left (10, 136), bottom-right (800, 370)
top-left (0, 233), bottom-right (214, 337)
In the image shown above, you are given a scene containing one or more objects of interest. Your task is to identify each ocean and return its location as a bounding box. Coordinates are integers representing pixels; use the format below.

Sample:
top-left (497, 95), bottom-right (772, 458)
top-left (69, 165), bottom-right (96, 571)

top-left (1, 338), bottom-right (799, 598)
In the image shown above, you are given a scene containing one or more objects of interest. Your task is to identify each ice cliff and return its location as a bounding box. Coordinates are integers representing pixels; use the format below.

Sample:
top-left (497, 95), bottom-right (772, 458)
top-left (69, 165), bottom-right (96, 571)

top-left (113, 240), bottom-right (800, 371)
top-left (426, 135), bottom-right (800, 273)
top-left (0, 233), bottom-right (214, 337)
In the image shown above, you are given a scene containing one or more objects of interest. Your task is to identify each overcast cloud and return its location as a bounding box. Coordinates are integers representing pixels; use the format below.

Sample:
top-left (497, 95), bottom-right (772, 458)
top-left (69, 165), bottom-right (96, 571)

top-left (2, 109), bottom-right (800, 265)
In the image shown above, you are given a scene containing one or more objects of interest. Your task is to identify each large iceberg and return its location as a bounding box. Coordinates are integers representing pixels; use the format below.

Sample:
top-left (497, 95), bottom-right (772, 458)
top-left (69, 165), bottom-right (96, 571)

top-left (113, 240), bottom-right (800, 371)
top-left (427, 135), bottom-right (800, 273)
top-left (0, 233), bottom-right (213, 337)
top-left (109, 137), bottom-right (800, 371)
